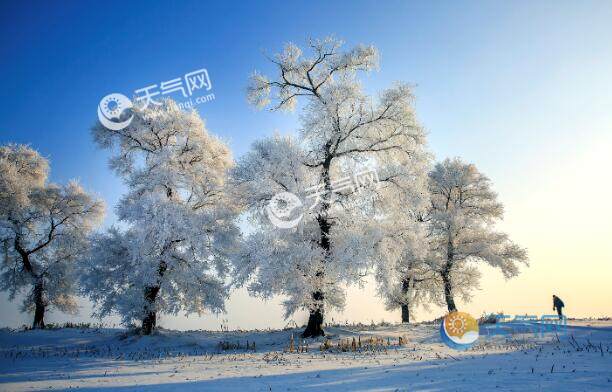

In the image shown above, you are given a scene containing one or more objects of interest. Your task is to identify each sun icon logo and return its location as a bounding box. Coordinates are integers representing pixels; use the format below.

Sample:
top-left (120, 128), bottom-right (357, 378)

top-left (97, 93), bottom-right (133, 131)
top-left (266, 192), bottom-right (304, 229)
top-left (101, 95), bottom-right (124, 118)
top-left (447, 313), bottom-right (467, 335)
top-left (440, 311), bottom-right (479, 350)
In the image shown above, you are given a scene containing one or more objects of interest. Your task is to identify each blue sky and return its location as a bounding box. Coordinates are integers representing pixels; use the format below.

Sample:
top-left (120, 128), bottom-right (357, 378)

top-left (1, 1), bottom-right (611, 328)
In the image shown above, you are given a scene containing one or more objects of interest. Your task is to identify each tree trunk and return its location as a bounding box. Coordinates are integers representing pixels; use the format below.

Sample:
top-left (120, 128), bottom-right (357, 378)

top-left (141, 285), bottom-right (160, 335)
top-left (32, 280), bottom-right (46, 329)
top-left (141, 188), bottom-right (175, 335)
top-left (15, 239), bottom-right (46, 329)
top-left (303, 157), bottom-right (333, 339)
top-left (141, 261), bottom-right (167, 335)
top-left (401, 278), bottom-right (410, 323)
top-left (443, 235), bottom-right (457, 312)
top-left (305, 217), bottom-right (329, 338)
top-left (441, 270), bottom-right (457, 312)
top-left (401, 304), bottom-right (410, 323)
top-left (303, 291), bottom-right (325, 338)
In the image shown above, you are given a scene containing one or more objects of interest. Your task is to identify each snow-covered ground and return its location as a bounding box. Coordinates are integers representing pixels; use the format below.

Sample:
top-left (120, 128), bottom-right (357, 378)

top-left (0, 320), bottom-right (611, 391)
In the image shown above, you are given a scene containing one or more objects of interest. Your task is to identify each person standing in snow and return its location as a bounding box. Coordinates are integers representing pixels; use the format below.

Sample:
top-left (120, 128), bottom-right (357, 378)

top-left (552, 295), bottom-right (565, 320)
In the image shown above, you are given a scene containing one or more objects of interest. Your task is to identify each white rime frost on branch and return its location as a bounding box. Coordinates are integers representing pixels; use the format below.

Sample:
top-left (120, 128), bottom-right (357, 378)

top-left (238, 37), bottom-right (429, 336)
top-left (83, 100), bottom-right (241, 333)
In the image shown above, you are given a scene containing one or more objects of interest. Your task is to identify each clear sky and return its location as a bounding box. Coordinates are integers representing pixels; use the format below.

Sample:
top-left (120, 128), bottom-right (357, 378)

top-left (1, 1), bottom-right (611, 329)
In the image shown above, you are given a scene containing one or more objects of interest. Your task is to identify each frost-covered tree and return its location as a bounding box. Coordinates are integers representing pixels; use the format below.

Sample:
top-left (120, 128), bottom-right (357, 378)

top-left (375, 215), bottom-right (441, 323)
top-left (428, 158), bottom-right (528, 312)
top-left (239, 37), bottom-right (428, 337)
top-left (0, 144), bottom-right (105, 328)
top-left (84, 100), bottom-right (240, 334)
top-left (372, 148), bottom-right (440, 324)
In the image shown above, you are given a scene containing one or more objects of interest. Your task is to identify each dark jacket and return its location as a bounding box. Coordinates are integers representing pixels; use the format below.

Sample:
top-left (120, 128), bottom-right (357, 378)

top-left (553, 296), bottom-right (565, 310)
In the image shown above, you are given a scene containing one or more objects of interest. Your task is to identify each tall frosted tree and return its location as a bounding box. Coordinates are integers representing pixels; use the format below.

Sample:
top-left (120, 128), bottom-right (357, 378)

top-left (0, 144), bottom-right (105, 328)
top-left (428, 158), bottom-right (528, 312)
top-left (240, 37), bottom-right (428, 337)
top-left (83, 100), bottom-right (240, 334)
